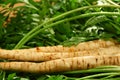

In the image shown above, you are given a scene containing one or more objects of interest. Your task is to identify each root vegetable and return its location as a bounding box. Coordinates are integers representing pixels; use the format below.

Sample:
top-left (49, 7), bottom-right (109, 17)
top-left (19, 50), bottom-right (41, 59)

top-left (0, 45), bottom-right (120, 61)
top-left (15, 39), bottom-right (118, 52)
top-left (0, 55), bottom-right (120, 73)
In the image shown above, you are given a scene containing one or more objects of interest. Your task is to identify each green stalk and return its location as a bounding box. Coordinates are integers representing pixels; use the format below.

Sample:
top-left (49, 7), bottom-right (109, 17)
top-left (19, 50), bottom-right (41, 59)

top-left (63, 68), bottom-right (120, 74)
top-left (84, 0), bottom-right (91, 6)
top-left (2, 71), bottom-right (5, 80)
top-left (74, 72), bottom-right (120, 80)
top-left (106, 0), bottom-right (119, 6)
top-left (14, 5), bottom-right (120, 49)
top-left (14, 12), bottom-right (120, 49)
top-left (93, 66), bottom-right (120, 69)
top-left (32, 12), bottom-right (120, 39)
top-left (63, 66), bottom-right (120, 74)
top-left (102, 74), bottom-right (117, 79)
top-left (68, 77), bottom-right (120, 80)
top-left (109, 22), bottom-right (120, 32)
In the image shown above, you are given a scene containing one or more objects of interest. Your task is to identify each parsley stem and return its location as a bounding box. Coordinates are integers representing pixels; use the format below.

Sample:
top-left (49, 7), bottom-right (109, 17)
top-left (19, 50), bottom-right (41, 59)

top-left (14, 5), bottom-right (120, 49)
top-left (75, 72), bottom-right (120, 79)
top-left (106, 0), bottom-right (119, 6)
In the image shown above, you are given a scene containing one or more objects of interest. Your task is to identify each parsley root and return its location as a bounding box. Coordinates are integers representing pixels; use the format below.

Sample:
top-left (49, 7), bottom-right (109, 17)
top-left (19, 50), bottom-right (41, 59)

top-left (0, 45), bottom-right (120, 62)
top-left (0, 40), bottom-right (120, 61)
top-left (29, 39), bottom-right (117, 52)
top-left (0, 55), bottom-right (120, 73)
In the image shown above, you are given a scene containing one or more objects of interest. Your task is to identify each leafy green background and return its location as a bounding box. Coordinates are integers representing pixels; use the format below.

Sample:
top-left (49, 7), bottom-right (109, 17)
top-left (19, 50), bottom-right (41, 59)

top-left (0, 0), bottom-right (120, 79)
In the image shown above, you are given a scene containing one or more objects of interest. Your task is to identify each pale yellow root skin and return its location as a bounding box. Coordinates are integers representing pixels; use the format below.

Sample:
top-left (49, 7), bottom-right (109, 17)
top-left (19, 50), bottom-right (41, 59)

top-left (12, 39), bottom-right (117, 52)
top-left (0, 45), bottom-right (120, 61)
top-left (0, 55), bottom-right (119, 73)
top-left (29, 39), bottom-right (118, 52)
